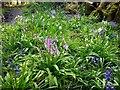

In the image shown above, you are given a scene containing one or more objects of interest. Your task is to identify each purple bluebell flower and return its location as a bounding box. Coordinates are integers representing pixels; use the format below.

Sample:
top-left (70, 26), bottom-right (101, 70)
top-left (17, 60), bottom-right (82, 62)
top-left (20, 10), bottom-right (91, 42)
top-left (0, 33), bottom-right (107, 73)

top-left (106, 82), bottom-right (114, 90)
top-left (61, 36), bottom-right (69, 50)
top-left (18, 51), bottom-right (22, 55)
top-left (50, 14), bottom-right (55, 18)
top-left (111, 87), bottom-right (115, 90)
top-left (76, 13), bottom-right (81, 18)
top-left (104, 70), bottom-right (111, 81)
top-left (16, 71), bottom-right (20, 74)
top-left (91, 30), bottom-right (95, 34)
top-left (63, 43), bottom-right (68, 50)
top-left (12, 21), bottom-right (16, 25)
top-left (50, 9), bottom-right (56, 18)
top-left (0, 16), bottom-right (2, 22)
top-left (107, 82), bottom-right (111, 87)
top-left (106, 86), bottom-right (109, 90)
top-left (91, 57), bottom-right (96, 63)
top-left (15, 66), bottom-right (19, 71)
top-left (110, 21), bottom-right (116, 28)
top-left (11, 64), bottom-right (15, 68)
top-left (67, 14), bottom-right (72, 19)
top-left (15, 66), bottom-right (20, 74)
top-left (47, 38), bottom-right (52, 52)
top-left (96, 58), bottom-right (100, 62)
top-left (99, 29), bottom-right (105, 35)
top-left (51, 9), bottom-right (56, 15)
top-left (62, 36), bottom-right (65, 42)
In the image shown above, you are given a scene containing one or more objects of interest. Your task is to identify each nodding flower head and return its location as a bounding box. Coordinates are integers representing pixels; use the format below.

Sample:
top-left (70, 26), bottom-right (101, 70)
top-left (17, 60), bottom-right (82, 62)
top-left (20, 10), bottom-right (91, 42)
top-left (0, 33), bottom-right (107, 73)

top-left (18, 51), bottom-right (22, 55)
top-left (91, 57), bottom-right (96, 63)
top-left (50, 14), bottom-right (55, 18)
top-left (91, 57), bottom-right (100, 63)
top-left (106, 82), bottom-right (114, 90)
top-left (62, 36), bottom-right (65, 42)
top-left (52, 42), bottom-right (59, 57)
top-left (8, 61), bottom-right (11, 64)
top-left (51, 9), bottom-right (56, 15)
top-left (96, 58), bottom-right (100, 62)
top-left (61, 36), bottom-right (69, 50)
top-left (15, 66), bottom-right (20, 74)
top-left (15, 66), bottom-right (19, 71)
top-left (16, 71), bottom-right (21, 74)
top-left (91, 29), bottom-right (95, 34)
top-left (99, 29), bottom-right (105, 35)
top-left (98, 28), bottom-right (105, 35)
top-left (12, 21), bottom-right (16, 25)
top-left (76, 13), bottom-right (81, 18)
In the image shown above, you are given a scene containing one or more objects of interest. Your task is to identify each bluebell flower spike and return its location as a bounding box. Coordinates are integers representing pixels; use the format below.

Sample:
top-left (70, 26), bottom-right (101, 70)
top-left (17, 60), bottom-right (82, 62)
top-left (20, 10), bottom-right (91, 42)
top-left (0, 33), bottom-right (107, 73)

top-left (104, 70), bottom-right (111, 81)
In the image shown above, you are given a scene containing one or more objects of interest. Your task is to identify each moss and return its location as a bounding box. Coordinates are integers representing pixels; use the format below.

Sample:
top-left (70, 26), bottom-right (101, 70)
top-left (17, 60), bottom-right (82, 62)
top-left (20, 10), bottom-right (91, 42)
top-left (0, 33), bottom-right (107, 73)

top-left (3, 2), bottom-right (30, 8)
top-left (89, 2), bottom-right (120, 22)
top-left (65, 3), bottom-right (81, 14)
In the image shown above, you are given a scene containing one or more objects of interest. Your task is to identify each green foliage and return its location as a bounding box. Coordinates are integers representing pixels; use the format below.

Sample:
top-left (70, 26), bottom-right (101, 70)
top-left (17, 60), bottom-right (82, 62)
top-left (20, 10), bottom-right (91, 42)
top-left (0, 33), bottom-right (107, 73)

top-left (1, 2), bottom-right (119, 90)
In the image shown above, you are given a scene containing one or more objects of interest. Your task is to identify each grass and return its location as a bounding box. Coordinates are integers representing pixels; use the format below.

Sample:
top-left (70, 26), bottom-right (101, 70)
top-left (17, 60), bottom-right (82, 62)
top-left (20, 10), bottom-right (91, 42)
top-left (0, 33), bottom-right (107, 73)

top-left (1, 2), bottom-right (120, 90)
